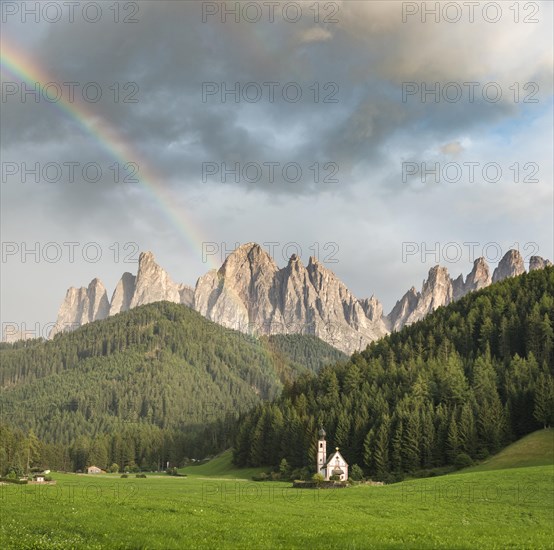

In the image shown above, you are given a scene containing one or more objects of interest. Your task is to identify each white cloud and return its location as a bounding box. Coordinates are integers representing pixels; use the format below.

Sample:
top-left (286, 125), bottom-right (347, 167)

top-left (440, 141), bottom-right (465, 157)
top-left (298, 27), bottom-right (333, 43)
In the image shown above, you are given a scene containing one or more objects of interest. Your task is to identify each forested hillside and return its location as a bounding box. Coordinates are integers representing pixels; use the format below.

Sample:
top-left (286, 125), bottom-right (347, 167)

top-left (0, 302), bottom-right (344, 475)
top-left (262, 334), bottom-right (346, 375)
top-left (233, 267), bottom-right (554, 480)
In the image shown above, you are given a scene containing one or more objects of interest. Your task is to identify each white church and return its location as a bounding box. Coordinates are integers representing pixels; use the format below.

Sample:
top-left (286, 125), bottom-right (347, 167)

top-left (317, 428), bottom-right (349, 481)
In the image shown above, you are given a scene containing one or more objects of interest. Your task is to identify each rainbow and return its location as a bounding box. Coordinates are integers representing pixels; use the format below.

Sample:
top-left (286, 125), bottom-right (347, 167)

top-left (0, 39), bottom-right (277, 346)
top-left (0, 39), bottom-right (216, 268)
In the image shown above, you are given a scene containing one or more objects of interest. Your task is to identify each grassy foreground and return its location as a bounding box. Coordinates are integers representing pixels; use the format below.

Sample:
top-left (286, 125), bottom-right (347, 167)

top-left (1, 464), bottom-right (553, 549)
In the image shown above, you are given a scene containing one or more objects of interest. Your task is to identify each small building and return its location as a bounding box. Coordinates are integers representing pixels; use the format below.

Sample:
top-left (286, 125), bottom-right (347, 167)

top-left (87, 466), bottom-right (103, 474)
top-left (29, 473), bottom-right (55, 485)
top-left (317, 428), bottom-right (349, 481)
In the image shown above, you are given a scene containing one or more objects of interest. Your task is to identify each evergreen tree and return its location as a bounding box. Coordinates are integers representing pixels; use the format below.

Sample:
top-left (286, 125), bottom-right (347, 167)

top-left (373, 415), bottom-right (391, 479)
top-left (402, 409), bottom-right (421, 472)
top-left (446, 413), bottom-right (460, 464)
top-left (362, 428), bottom-right (374, 471)
top-left (390, 419), bottom-right (403, 472)
top-left (534, 373), bottom-right (554, 428)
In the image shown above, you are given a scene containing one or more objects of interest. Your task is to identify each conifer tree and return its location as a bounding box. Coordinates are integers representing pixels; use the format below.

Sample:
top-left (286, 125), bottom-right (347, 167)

top-left (534, 372), bottom-right (554, 428)
top-left (446, 413), bottom-right (460, 463)
top-left (373, 415), bottom-right (391, 479)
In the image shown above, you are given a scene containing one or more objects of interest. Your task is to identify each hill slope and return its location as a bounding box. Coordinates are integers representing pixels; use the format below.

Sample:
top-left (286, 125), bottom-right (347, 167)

top-left (464, 428), bottom-right (554, 472)
top-left (179, 450), bottom-right (266, 479)
top-left (263, 334), bottom-right (346, 375)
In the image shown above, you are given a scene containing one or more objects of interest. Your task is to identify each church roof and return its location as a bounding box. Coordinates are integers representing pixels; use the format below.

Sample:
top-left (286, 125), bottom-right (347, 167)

top-left (326, 449), bottom-right (348, 466)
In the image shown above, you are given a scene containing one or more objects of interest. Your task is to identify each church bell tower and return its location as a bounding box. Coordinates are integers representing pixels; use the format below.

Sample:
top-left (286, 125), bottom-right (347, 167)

top-left (317, 427), bottom-right (327, 476)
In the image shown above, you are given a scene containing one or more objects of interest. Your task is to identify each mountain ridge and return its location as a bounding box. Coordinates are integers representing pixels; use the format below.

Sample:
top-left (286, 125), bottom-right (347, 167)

top-left (48, 243), bottom-right (552, 353)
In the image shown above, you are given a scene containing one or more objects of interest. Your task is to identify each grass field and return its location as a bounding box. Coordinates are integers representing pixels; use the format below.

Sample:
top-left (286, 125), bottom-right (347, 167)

top-left (1, 462), bottom-right (553, 549)
top-left (463, 429), bottom-right (554, 473)
top-left (179, 450), bottom-right (266, 480)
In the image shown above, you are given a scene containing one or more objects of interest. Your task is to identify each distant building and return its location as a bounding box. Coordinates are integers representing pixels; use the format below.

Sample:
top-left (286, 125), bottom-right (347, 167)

top-left (87, 466), bottom-right (103, 474)
top-left (33, 475), bottom-right (45, 483)
top-left (317, 428), bottom-right (348, 481)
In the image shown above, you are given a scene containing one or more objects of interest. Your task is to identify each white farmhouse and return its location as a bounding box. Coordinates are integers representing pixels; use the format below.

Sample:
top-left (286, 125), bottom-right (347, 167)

top-left (316, 428), bottom-right (348, 481)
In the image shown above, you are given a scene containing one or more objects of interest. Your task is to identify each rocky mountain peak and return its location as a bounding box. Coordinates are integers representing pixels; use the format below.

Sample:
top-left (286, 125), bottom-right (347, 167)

top-left (219, 242), bottom-right (278, 278)
top-left (109, 272), bottom-right (136, 316)
top-left (464, 257), bottom-right (492, 293)
top-left (88, 278), bottom-right (110, 320)
top-left (492, 250), bottom-right (525, 283)
top-left (360, 295), bottom-right (383, 322)
top-left (405, 265), bottom-right (453, 325)
top-left (529, 255), bottom-right (553, 271)
top-left (130, 251), bottom-right (181, 308)
top-left (387, 286), bottom-right (420, 332)
top-left (452, 274), bottom-right (465, 301)
top-left (285, 254), bottom-right (308, 280)
top-left (50, 278), bottom-right (109, 337)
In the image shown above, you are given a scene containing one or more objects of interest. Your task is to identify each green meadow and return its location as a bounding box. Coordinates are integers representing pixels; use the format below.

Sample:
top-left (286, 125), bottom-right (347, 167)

top-left (1, 454), bottom-right (553, 549)
top-left (463, 428), bottom-right (554, 473)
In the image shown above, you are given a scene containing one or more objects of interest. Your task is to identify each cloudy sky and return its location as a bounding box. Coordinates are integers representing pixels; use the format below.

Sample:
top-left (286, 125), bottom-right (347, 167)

top-left (1, 0), bottom-right (553, 335)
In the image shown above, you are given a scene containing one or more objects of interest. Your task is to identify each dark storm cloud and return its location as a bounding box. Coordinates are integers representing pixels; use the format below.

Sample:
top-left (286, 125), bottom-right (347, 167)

top-left (5, 1), bottom-right (549, 197)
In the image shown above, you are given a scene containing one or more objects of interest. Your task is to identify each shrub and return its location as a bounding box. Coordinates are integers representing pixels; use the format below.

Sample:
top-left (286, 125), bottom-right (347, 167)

top-left (350, 464), bottom-right (364, 481)
top-left (329, 474), bottom-right (341, 481)
top-left (279, 458), bottom-right (291, 479)
top-left (252, 472), bottom-right (269, 481)
top-left (108, 463), bottom-right (120, 473)
top-left (0, 477), bottom-right (28, 484)
top-left (291, 468), bottom-right (313, 481)
top-left (120, 474), bottom-right (129, 478)
top-left (312, 473), bottom-right (324, 485)
top-left (290, 468), bottom-right (303, 481)
top-left (135, 474), bottom-right (147, 478)
top-left (454, 453), bottom-right (474, 470)
top-left (6, 466), bottom-right (24, 479)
